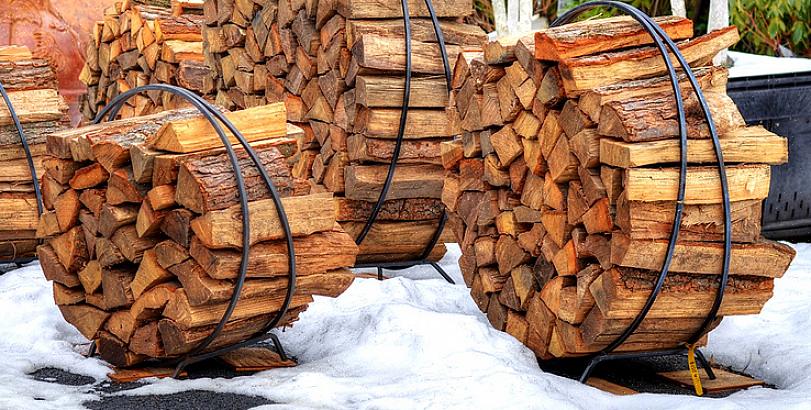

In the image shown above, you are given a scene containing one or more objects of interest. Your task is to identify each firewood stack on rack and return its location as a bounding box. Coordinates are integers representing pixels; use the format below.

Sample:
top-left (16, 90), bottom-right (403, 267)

top-left (202, 0), bottom-right (486, 264)
top-left (38, 102), bottom-right (359, 367)
top-left (440, 17), bottom-right (796, 358)
top-left (0, 45), bottom-right (70, 262)
top-left (79, 0), bottom-right (213, 120)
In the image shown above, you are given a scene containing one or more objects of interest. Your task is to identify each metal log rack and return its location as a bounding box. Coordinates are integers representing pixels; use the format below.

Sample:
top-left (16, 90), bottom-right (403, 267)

top-left (352, 0), bottom-right (457, 285)
top-left (0, 80), bottom-right (44, 268)
top-left (552, 1), bottom-right (733, 388)
top-left (84, 84), bottom-right (298, 378)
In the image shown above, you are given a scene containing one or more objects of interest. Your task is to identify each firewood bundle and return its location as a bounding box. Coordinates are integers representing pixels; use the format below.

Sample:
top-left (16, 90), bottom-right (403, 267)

top-left (79, 0), bottom-right (213, 121)
top-left (441, 17), bottom-right (796, 358)
top-left (200, 0), bottom-right (487, 263)
top-left (38, 103), bottom-right (359, 367)
top-left (0, 45), bottom-right (70, 262)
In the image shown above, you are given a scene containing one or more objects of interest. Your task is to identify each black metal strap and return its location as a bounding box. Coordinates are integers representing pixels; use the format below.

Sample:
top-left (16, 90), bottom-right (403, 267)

top-left (93, 84), bottom-right (297, 377)
top-left (0, 81), bottom-right (44, 216)
top-left (552, 0), bottom-right (731, 377)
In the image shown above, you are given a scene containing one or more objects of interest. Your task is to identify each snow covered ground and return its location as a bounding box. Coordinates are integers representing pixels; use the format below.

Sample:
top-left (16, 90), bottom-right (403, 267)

top-left (1, 243), bottom-right (810, 409)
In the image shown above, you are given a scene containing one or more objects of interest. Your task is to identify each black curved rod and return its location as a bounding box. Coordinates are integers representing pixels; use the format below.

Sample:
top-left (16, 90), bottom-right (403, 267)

top-left (0, 82), bottom-right (44, 215)
top-left (93, 85), bottom-right (297, 371)
top-left (424, 0), bottom-right (453, 91)
top-left (553, 1), bottom-right (691, 354)
top-left (353, 0), bottom-right (413, 246)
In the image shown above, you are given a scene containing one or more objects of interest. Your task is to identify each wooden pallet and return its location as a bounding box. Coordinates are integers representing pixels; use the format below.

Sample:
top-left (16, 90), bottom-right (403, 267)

top-left (658, 367), bottom-right (765, 393)
top-left (219, 347), bottom-right (297, 372)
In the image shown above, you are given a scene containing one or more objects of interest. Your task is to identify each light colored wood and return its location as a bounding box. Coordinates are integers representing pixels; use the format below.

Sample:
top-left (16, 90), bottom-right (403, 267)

top-left (191, 194), bottom-right (337, 249)
top-left (610, 233), bottom-right (794, 278)
top-left (147, 104), bottom-right (290, 153)
top-left (0, 89), bottom-right (67, 125)
top-left (657, 368), bottom-right (765, 393)
top-left (108, 368), bottom-right (185, 383)
top-left (600, 126), bottom-right (788, 167)
top-left (355, 76), bottom-right (449, 108)
top-left (356, 107), bottom-right (462, 139)
top-left (586, 378), bottom-right (638, 395)
top-left (623, 164), bottom-right (771, 204)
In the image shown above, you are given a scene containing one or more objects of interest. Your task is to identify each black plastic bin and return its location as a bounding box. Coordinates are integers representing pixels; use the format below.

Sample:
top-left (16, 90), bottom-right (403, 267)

top-left (727, 70), bottom-right (811, 240)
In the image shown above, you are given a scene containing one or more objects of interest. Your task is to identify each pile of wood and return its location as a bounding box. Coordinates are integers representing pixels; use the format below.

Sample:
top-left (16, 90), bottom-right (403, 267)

top-left (39, 103), bottom-right (360, 367)
top-left (79, 0), bottom-right (213, 120)
top-left (0, 45), bottom-right (70, 262)
top-left (200, 0), bottom-right (487, 263)
top-left (440, 17), bottom-right (796, 358)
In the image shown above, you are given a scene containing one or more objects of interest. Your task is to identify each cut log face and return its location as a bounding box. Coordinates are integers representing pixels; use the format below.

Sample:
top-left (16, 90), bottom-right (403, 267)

top-left (439, 16), bottom-right (794, 361)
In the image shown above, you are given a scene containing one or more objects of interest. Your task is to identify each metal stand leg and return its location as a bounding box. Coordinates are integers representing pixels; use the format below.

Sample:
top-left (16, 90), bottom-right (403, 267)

top-left (267, 333), bottom-right (289, 362)
top-left (377, 267), bottom-right (384, 281)
top-left (171, 330), bottom-right (293, 379)
top-left (429, 262), bottom-right (455, 284)
top-left (695, 349), bottom-right (716, 380)
top-left (85, 341), bottom-right (97, 358)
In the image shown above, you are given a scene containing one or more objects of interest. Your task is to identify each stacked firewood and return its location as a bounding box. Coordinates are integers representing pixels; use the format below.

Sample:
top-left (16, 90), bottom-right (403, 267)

top-left (79, 0), bottom-right (212, 120)
top-left (441, 17), bottom-right (796, 358)
top-left (39, 103), bottom-right (359, 367)
top-left (0, 45), bottom-right (70, 262)
top-left (200, 0), bottom-right (487, 263)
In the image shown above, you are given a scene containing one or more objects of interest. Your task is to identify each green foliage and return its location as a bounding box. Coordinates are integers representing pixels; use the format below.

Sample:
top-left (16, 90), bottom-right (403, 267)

top-left (546, 0), bottom-right (672, 22)
top-left (731, 0), bottom-right (811, 57)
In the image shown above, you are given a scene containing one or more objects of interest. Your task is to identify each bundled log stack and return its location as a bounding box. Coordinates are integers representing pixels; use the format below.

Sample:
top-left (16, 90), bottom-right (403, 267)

top-left (0, 45), bottom-right (70, 261)
top-left (201, 0), bottom-right (486, 263)
top-left (79, 0), bottom-right (213, 120)
top-left (39, 103), bottom-right (360, 367)
top-left (441, 17), bottom-right (796, 358)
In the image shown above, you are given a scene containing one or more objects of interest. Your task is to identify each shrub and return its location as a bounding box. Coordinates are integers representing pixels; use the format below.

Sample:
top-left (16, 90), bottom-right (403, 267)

top-left (731, 0), bottom-right (811, 57)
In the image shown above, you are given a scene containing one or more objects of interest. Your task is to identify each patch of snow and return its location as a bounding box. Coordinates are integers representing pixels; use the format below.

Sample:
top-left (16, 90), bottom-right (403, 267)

top-left (1, 244), bottom-right (811, 409)
top-left (0, 263), bottom-right (108, 410)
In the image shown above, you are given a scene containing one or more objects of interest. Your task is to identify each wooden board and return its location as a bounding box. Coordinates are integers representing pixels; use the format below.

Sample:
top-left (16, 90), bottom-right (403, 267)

top-left (657, 367), bottom-right (765, 393)
top-left (586, 377), bottom-right (638, 395)
top-left (623, 165), bottom-right (771, 204)
top-left (219, 347), bottom-right (297, 371)
top-left (600, 126), bottom-right (788, 167)
top-left (108, 367), bottom-right (186, 383)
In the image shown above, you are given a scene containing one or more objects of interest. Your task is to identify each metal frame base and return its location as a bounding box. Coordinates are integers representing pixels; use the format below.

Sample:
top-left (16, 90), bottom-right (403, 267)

top-left (354, 260), bottom-right (455, 284)
top-left (84, 333), bottom-right (291, 379)
top-left (578, 347), bottom-right (716, 384)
